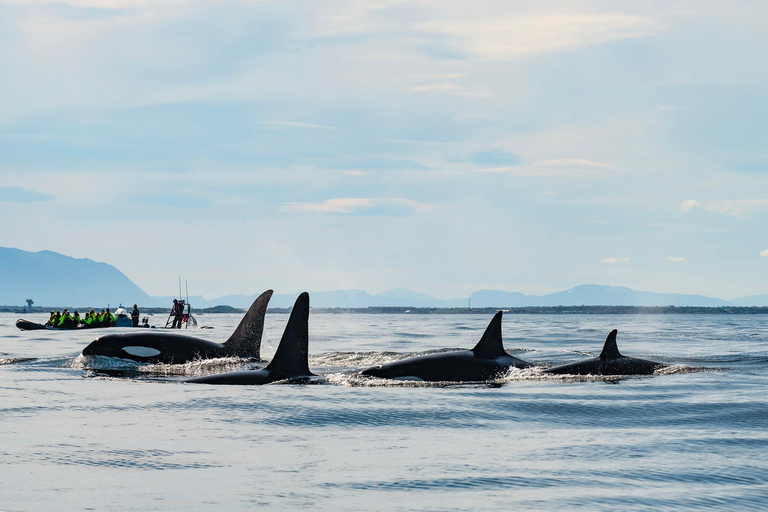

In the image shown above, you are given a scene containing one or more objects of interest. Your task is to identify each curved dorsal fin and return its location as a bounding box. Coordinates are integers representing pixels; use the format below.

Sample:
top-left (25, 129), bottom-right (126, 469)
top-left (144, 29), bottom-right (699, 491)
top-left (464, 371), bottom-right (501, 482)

top-left (599, 329), bottom-right (622, 359)
top-left (471, 311), bottom-right (507, 357)
top-left (267, 292), bottom-right (310, 375)
top-left (223, 290), bottom-right (273, 358)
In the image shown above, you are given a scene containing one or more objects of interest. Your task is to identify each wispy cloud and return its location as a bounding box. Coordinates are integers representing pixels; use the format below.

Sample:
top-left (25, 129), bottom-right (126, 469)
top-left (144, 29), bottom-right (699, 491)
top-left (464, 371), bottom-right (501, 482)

top-left (0, 187), bottom-right (55, 203)
top-left (476, 157), bottom-right (619, 176)
top-left (415, 73), bottom-right (464, 80)
top-left (410, 83), bottom-right (463, 93)
top-left (535, 158), bottom-right (620, 171)
top-left (761, 249), bottom-right (768, 258)
top-left (420, 14), bottom-right (660, 60)
top-left (664, 256), bottom-right (685, 262)
top-left (601, 257), bottom-right (630, 263)
top-left (327, 158), bottom-right (429, 171)
top-left (257, 121), bottom-right (336, 130)
top-left (282, 198), bottom-right (433, 216)
top-left (681, 199), bottom-right (768, 216)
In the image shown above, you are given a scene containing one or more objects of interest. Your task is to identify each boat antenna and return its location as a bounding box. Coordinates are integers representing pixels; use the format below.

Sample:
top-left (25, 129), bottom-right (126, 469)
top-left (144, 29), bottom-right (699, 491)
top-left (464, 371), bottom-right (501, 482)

top-left (185, 280), bottom-right (189, 304)
top-left (178, 277), bottom-right (182, 300)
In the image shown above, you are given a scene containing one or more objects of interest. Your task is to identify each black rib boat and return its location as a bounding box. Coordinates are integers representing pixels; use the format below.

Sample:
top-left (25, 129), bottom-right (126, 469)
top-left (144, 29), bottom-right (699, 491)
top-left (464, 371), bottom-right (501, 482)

top-left (15, 319), bottom-right (113, 331)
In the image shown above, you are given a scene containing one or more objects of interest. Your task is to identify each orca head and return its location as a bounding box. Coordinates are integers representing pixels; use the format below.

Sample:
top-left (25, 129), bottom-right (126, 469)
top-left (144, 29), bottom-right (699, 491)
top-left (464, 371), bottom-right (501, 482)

top-left (82, 333), bottom-right (122, 356)
top-left (82, 333), bottom-right (162, 360)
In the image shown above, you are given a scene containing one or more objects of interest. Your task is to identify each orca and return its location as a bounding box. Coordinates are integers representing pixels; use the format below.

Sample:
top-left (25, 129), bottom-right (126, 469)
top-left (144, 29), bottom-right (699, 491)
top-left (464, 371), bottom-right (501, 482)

top-left (81, 290), bottom-right (273, 364)
top-left (360, 311), bottom-right (531, 382)
top-left (543, 329), bottom-right (663, 375)
top-left (186, 292), bottom-right (314, 385)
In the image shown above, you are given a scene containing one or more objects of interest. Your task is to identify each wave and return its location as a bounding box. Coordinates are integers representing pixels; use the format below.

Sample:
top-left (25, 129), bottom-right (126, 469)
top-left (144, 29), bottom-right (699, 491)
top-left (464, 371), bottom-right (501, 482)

top-left (0, 357), bottom-right (36, 365)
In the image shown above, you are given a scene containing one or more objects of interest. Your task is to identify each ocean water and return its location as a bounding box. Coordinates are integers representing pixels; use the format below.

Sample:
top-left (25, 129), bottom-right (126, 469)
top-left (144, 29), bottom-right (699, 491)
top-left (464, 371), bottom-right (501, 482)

top-left (1, 311), bottom-right (767, 511)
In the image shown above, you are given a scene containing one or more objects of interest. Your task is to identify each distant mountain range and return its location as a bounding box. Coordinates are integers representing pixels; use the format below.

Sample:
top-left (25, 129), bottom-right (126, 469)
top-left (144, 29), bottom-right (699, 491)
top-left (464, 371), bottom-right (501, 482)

top-left (183, 285), bottom-right (741, 309)
top-left (3, 246), bottom-right (768, 308)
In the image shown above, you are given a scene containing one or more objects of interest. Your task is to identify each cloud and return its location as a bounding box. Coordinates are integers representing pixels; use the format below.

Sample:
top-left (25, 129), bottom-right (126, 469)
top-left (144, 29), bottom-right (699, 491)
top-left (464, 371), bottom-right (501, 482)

top-left (600, 257), bottom-right (630, 263)
top-left (535, 158), bottom-right (620, 171)
top-left (257, 121), bottom-right (336, 130)
top-left (680, 199), bottom-right (701, 212)
top-left (664, 256), bottom-right (685, 262)
top-left (2, 0), bottom-right (185, 6)
top-left (0, 187), bottom-right (55, 203)
top-left (419, 14), bottom-right (660, 60)
top-left (681, 199), bottom-right (768, 216)
top-left (341, 170), bottom-right (371, 176)
top-left (282, 198), bottom-right (432, 216)
top-left (476, 157), bottom-right (619, 176)
top-left (326, 158), bottom-right (429, 171)
top-left (761, 249), bottom-right (768, 258)
top-left (410, 83), bottom-right (463, 93)
top-left (415, 73), bottom-right (464, 80)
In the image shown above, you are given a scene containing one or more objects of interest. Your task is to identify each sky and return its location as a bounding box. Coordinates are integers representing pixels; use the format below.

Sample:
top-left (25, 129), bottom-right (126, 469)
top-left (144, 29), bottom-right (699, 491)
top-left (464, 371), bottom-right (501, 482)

top-left (1, 0), bottom-right (767, 300)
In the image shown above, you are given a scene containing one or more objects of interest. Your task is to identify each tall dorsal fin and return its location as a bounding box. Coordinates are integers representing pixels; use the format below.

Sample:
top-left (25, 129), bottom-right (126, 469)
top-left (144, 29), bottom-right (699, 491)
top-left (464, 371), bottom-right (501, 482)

top-left (471, 311), bottom-right (507, 357)
top-left (267, 292), bottom-right (311, 375)
top-left (223, 290), bottom-right (273, 358)
top-left (599, 329), bottom-right (622, 359)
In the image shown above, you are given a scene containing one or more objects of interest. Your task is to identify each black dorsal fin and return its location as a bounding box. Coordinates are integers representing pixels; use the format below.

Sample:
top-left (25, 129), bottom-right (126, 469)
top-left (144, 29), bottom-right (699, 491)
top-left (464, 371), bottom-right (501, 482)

top-left (599, 329), bottom-right (622, 359)
top-left (223, 290), bottom-right (273, 358)
top-left (267, 292), bottom-right (311, 375)
top-left (471, 311), bottom-right (507, 357)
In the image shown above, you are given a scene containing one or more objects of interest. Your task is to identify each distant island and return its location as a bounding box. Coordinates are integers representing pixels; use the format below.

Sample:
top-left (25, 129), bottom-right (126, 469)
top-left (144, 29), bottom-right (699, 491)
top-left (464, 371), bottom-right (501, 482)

top-left (4, 246), bottom-right (768, 310)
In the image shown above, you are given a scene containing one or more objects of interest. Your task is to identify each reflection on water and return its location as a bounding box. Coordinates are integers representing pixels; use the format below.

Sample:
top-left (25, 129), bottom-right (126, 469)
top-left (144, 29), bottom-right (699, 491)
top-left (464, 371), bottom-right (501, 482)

top-left (1, 312), bottom-right (768, 510)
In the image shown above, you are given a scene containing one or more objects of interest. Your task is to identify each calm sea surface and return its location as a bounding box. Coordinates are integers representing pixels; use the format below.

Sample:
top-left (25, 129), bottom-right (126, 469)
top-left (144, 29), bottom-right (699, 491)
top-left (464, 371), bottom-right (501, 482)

top-left (1, 311), bottom-right (767, 511)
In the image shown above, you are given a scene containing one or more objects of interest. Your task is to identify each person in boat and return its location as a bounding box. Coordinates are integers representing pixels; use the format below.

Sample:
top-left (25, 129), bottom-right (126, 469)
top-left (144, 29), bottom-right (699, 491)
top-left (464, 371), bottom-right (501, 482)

top-left (73, 311), bottom-right (82, 327)
top-left (171, 299), bottom-right (184, 329)
top-left (113, 308), bottom-right (132, 328)
top-left (59, 309), bottom-right (69, 328)
top-left (53, 311), bottom-right (62, 328)
top-left (105, 308), bottom-right (115, 327)
top-left (141, 317), bottom-right (150, 328)
top-left (83, 311), bottom-right (93, 328)
top-left (46, 311), bottom-right (55, 327)
top-left (131, 304), bottom-right (140, 328)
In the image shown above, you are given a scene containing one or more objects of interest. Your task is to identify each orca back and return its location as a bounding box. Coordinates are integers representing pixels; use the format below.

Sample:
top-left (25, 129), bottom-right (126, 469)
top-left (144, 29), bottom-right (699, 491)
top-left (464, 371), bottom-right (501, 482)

top-left (599, 329), bottom-right (622, 360)
top-left (223, 290), bottom-right (273, 358)
top-left (266, 292), bottom-right (311, 376)
top-left (471, 312), bottom-right (507, 358)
